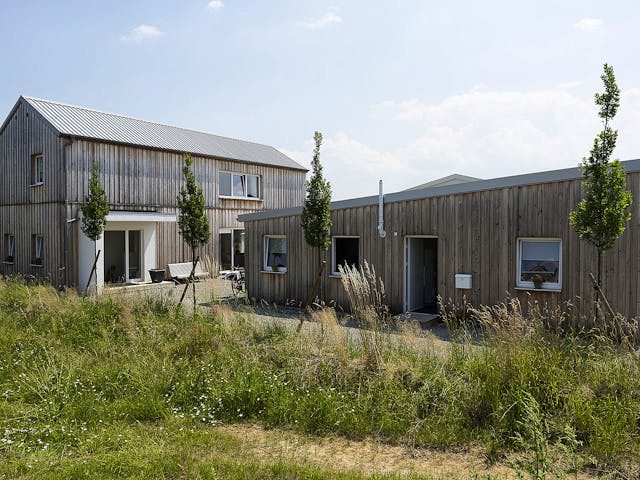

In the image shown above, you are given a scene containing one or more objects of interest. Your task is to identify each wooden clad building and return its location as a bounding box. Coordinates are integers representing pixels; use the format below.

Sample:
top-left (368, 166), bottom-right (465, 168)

top-left (240, 162), bottom-right (640, 319)
top-left (0, 96), bottom-right (307, 290)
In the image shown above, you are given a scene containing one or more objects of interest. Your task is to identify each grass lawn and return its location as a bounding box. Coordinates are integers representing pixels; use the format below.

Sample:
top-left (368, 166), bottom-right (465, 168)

top-left (0, 279), bottom-right (638, 478)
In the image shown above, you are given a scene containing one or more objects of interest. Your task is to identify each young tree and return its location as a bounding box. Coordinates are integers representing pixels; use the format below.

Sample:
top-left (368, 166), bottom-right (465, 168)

top-left (177, 153), bottom-right (211, 311)
top-left (569, 63), bottom-right (632, 298)
top-left (301, 131), bottom-right (332, 266)
top-left (80, 163), bottom-right (109, 294)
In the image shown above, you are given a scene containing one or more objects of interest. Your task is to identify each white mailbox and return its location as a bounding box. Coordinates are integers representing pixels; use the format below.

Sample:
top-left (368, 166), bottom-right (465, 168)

top-left (455, 273), bottom-right (472, 289)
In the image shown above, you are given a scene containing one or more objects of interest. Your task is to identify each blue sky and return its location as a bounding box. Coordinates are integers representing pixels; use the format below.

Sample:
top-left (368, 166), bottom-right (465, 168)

top-left (2, 1), bottom-right (640, 199)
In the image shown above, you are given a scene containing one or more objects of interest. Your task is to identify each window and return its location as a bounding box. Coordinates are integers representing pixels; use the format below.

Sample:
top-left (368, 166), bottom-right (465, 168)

top-left (31, 235), bottom-right (44, 266)
top-left (516, 238), bottom-right (561, 290)
top-left (4, 234), bottom-right (15, 263)
top-left (263, 236), bottom-right (286, 272)
top-left (331, 236), bottom-right (360, 276)
top-left (219, 172), bottom-right (260, 199)
top-left (31, 154), bottom-right (44, 185)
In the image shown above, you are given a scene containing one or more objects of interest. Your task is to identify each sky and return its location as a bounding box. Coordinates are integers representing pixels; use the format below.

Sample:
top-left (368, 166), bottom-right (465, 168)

top-left (2, 1), bottom-right (640, 200)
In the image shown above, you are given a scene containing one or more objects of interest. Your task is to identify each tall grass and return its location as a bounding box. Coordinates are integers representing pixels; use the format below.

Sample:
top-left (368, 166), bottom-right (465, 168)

top-left (0, 278), bottom-right (639, 478)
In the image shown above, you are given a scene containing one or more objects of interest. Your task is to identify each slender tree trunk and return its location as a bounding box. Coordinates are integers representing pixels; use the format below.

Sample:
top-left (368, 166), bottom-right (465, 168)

top-left (192, 248), bottom-right (196, 316)
top-left (84, 249), bottom-right (101, 296)
top-left (317, 245), bottom-right (323, 302)
top-left (595, 249), bottom-right (603, 322)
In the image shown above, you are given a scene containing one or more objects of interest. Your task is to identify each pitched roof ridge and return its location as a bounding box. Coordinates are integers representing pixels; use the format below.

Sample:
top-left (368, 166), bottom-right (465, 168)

top-left (21, 95), bottom-right (280, 151)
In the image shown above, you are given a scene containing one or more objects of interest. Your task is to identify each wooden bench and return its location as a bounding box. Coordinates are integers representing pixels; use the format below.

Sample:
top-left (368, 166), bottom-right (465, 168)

top-left (167, 261), bottom-right (210, 283)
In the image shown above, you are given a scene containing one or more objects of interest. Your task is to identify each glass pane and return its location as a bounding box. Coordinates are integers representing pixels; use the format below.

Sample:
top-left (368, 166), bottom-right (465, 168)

top-left (233, 230), bottom-right (245, 267)
top-left (128, 230), bottom-right (141, 280)
top-left (334, 238), bottom-right (359, 273)
top-left (247, 176), bottom-right (259, 198)
top-left (520, 241), bottom-right (559, 283)
top-left (219, 233), bottom-right (232, 270)
top-left (104, 231), bottom-right (126, 283)
top-left (219, 172), bottom-right (231, 196)
top-left (267, 237), bottom-right (286, 268)
top-left (232, 175), bottom-right (245, 197)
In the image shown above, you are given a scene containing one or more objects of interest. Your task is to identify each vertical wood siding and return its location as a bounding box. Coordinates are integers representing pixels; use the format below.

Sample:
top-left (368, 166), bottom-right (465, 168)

top-left (0, 101), bottom-right (66, 282)
top-left (1, 105), bottom-right (306, 287)
top-left (64, 140), bottom-right (306, 285)
top-left (244, 174), bottom-right (640, 319)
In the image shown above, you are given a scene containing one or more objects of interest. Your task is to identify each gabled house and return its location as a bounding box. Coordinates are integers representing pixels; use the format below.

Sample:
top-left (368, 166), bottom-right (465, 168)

top-left (0, 96), bottom-right (307, 291)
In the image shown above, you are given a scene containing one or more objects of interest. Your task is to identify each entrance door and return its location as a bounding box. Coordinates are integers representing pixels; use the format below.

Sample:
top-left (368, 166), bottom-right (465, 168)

top-left (405, 237), bottom-right (438, 313)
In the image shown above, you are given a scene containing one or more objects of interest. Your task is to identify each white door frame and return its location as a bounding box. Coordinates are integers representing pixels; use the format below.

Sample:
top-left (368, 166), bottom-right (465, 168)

top-left (403, 235), bottom-right (437, 313)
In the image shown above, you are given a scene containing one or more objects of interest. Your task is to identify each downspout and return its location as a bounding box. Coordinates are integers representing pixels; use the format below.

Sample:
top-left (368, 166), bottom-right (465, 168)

top-left (63, 136), bottom-right (75, 288)
top-left (377, 179), bottom-right (386, 238)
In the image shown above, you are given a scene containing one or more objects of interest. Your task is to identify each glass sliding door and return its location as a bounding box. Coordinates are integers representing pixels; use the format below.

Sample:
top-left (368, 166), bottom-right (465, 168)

top-left (233, 229), bottom-right (245, 267)
top-left (128, 230), bottom-right (142, 281)
top-left (104, 229), bottom-right (143, 284)
top-left (219, 229), bottom-right (245, 270)
top-left (219, 232), bottom-right (232, 270)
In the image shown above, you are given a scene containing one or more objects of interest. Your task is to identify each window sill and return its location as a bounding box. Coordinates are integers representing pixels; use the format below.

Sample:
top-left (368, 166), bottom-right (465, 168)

top-left (2, 261), bottom-right (14, 265)
top-left (218, 195), bottom-right (263, 202)
top-left (31, 264), bottom-right (44, 268)
top-left (329, 274), bottom-right (342, 278)
top-left (30, 182), bottom-right (44, 187)
top-left (261, 270), bottom-right (287, 275)
top-left (515, 286), bottom-right (561, 293)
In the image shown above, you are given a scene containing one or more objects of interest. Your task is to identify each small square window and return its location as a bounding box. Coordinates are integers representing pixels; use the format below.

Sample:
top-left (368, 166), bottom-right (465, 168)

top-left (264, 236), bottom-right (286, 272)
top-left (332, 237), bottom-right (360, 275)
top-left (31, 234), bottom-right (44, 266)
top-left (516, 238), bottom-right (561, 290)
top-left (4, 234), bottom-right (15, 263)
top-left (31, 154), bottom-right (44, 185)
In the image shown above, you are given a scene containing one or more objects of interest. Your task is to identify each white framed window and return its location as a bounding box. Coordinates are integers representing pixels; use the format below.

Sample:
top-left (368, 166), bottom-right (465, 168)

top-left (263, 235), bottom-right (286, 273)
top-left (31, 234), bottom-right (44, 266)
top-left (31, 154), bottom-right (44, 186)
top-left (219, 172), bottom-right (261, 199)
top-left (331, 236), bottom-right (360, 276)
top-left (516, 238), bottom-right (561, 290)
top-left (4, 234), bottom-right (15, 263)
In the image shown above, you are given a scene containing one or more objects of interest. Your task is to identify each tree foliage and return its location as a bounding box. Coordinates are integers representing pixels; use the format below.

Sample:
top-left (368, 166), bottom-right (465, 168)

top-left (177, 154), bottom-right (210, 252)
top-left (80, 163), bottom-right (109, 242)
top-left (301, 132), bottom-right (332, 252)
top-left (569, 63), bottom-right (632, 285)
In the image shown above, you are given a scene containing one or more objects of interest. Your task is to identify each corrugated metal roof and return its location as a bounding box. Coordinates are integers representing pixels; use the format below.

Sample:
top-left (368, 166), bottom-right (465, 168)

top-left (21, 96), bottom-right (307, 171)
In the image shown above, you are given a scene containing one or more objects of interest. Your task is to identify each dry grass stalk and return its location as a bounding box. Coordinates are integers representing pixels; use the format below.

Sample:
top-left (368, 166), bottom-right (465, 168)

top-left (338, 261), bottom-right (390, 370)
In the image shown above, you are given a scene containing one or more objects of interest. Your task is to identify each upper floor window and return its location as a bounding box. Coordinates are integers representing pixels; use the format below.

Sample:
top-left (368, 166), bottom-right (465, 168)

top-left (4, 234), bottom-right (15, 263)
top-left (31, 154), bottom-right (44, 186)
top-left (331, 236), bottom-right (360, 276)
top-left (219, 172), bottom-right (260, 199)
top-left (516, 238), bottom-right (561, 291)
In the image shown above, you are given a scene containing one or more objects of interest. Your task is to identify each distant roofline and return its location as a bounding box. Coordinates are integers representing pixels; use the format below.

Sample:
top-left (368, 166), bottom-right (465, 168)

top-left (405, 173), bottom-right (482, 190)
top-left (239, 159), bottom-right (640, 222)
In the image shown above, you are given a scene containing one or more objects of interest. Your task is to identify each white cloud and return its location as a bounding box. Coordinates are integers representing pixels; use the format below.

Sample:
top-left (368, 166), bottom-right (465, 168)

top-left (286, 85), bottom-right (640, 200)
top-left (207, 1), bottom-right (224, 11)
top-left (120, 24), bottom-right (163, 42)
top-left (573, 17), bottom-right (603, 31)
top-left (297, 7), bottom-right (343, 29)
